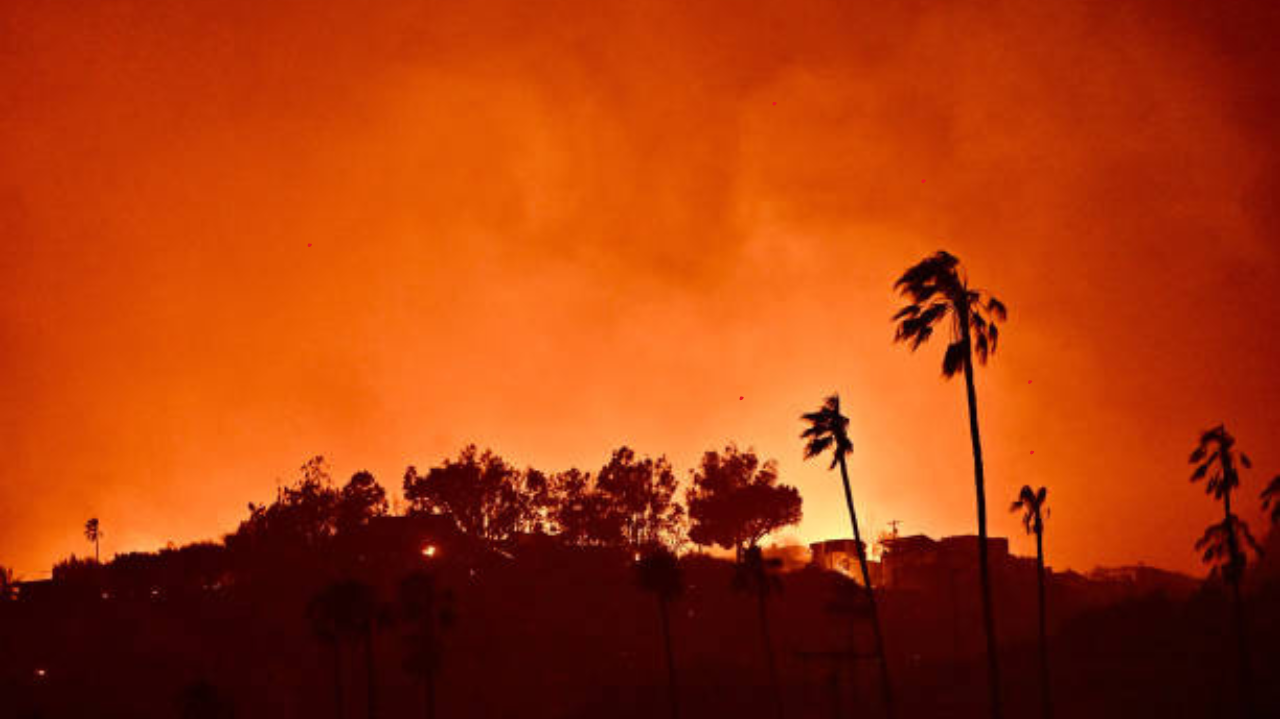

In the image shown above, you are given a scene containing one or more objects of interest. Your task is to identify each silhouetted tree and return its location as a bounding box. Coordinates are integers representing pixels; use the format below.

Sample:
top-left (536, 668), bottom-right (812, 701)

top-left (800, 394), bottom-right (894, 719)
top-left (635, 547), bottom-right (684, 719)
top-left (550, 468), bottom-right (624, 547)
top-left (403, 446), bottom-right (524, 542)
top-left (399, 570), bottom-right (454, 719)
top-left (687, 446), bottom-right (802, 560)
top-left (1011, 485), bottom-right (1052, 719)
top-left (51, 554), bottom-right (100, 588)
top-left (0, 565), bottom-right (16, 602)
top-left (1262, 475), bottom-right (1280, 525)
top-left (232, 456), bottom-right (341, 555)
top-left (84, 517), bottom-right (101, 563)
top-left (515, 467), bottom-right (557, 535)
top-left (596, 447), bottom-right (685, 550)
top-left (308, 579), bottom-right (379, 719)
top-left (734, 545), bottom-right (785, 719)
top-left (178, 680), bottom-right (233, 719)
top-left (893, 250), bottom-right (1007, 719)
top-left (1189, 425), bottom-right (1262, 718)
top-left (336, 471), bottom-right (389, 535)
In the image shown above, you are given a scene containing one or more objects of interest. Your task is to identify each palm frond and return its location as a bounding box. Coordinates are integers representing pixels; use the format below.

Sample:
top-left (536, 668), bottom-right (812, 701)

top-left (942, 341), bottom-right (966, 378)
top-left (973, 332), bottom-right (990, 364)
top-left (800, 395), bottom-right (851, 470)
top-left (893, 251), bottom-right (959, 296)
top-left (987, 297), bottom-right (1007, 321)
top-left (1010, 485), bottom-right (1046, 535)
top-left (893, 304), bottom-right (921, 321)
top-left (1262, 476), bottom-right (1280, 522)
top-left (802, 435), bottom-right (833, 459)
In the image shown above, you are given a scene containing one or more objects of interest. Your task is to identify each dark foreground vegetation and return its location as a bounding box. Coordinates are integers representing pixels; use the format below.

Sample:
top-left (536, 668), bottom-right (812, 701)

top-left (2, 525), bottom-right (1279, 719)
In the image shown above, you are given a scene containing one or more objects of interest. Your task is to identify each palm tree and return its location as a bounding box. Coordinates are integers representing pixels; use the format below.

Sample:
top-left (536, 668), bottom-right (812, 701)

top-left (84, 517), bottom-right (101, 563)
top-left (800, 394), bottom-right (894, 719)
top-left (1262, 475), bottom-right (1280, 525)
top-left (308, 579), bottom-right (379, 719)
top-left (309, 582), bottom-right (353, 719)
top-left (892, 250), bottom-right (1007, 719)
top-left (399, 570), bottom-right (454, 719)
top-left (1011, 486), bottom-right (1051, 719)
top-left (733, 545), bottom-right (785, 719)
top-left (1189, 425), bottom-right (1261, 718)
top-left (635, 547), bottom-right (684, 719)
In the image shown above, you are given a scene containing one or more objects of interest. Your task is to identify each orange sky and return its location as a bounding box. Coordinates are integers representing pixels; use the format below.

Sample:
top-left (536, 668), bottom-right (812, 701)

top-left (3, 0), bottom-right (1278, 578)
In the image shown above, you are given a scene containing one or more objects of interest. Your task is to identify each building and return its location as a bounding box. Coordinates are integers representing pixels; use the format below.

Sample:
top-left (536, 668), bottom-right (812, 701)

top-left (879, 534), bottom-right (1030, 591)
top-left (808, 538), bottom-right (882, 585)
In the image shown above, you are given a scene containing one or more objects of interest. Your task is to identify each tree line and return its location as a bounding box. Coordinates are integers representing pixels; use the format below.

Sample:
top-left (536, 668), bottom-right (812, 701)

top-left (227, 444), bottom-right (802, 560)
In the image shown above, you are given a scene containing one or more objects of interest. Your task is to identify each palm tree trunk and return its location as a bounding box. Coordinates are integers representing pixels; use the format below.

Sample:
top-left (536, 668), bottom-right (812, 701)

top-left (757, 588), bottom-right (785, 719)
top-left (333, 643), bottom-right (346, 719)
top-left (1034, 527), bottom-right (1051, 719)
top-left (658, 595), bottom-right (680, 719)
top-left (422, 601), bottom-right (437, 719)
top-left (424, 667), bottom-right (436, 719)
top-left (961, 343), bottom-right (1002, 719)
top-left (836, 454), bottom-right (895, 719)
top-left (365, 626), bottom-right (378, 719)
top-left (1223, 491), bottom-right (1253, 719)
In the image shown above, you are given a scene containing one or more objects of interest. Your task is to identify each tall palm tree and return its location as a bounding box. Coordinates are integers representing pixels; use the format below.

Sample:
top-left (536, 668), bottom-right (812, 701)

top-left (1011, 486), bottom-right (1051, 719)
top-left (84, 517), bottom-right (101, 563)
top-left (892, 250), bottom-right (1007, 719)
top-left (635, 547), bottom-right (684, 719)
top-left (1189, 425), bottom-right (1261, 718)
top-left (308, 579), bottom-right (379, 719)
top-left (800, 394), bottom-right (894, 719)
top-left (399, 570), bottom-right (454, 719)
top-left (309, 583), bottom-right (350, 719)
top-left (733, 545), bottom-right (785, 719)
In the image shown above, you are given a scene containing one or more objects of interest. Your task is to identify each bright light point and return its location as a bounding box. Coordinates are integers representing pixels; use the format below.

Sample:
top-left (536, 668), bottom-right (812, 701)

top-left (34, 668), bottom-right (47, 678)
top-left (633, 552), bottom-right (641, 562)
top-left (422, 545), bottom-right (437, 557)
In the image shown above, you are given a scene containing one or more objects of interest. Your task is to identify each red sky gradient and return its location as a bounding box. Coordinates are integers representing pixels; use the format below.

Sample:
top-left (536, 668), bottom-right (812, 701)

top-left (3, 0), bottom-right (1278, 578)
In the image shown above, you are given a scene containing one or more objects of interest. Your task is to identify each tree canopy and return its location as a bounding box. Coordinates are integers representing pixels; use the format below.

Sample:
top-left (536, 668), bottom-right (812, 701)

top-left (686, 445), bottom-right (802, 554)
